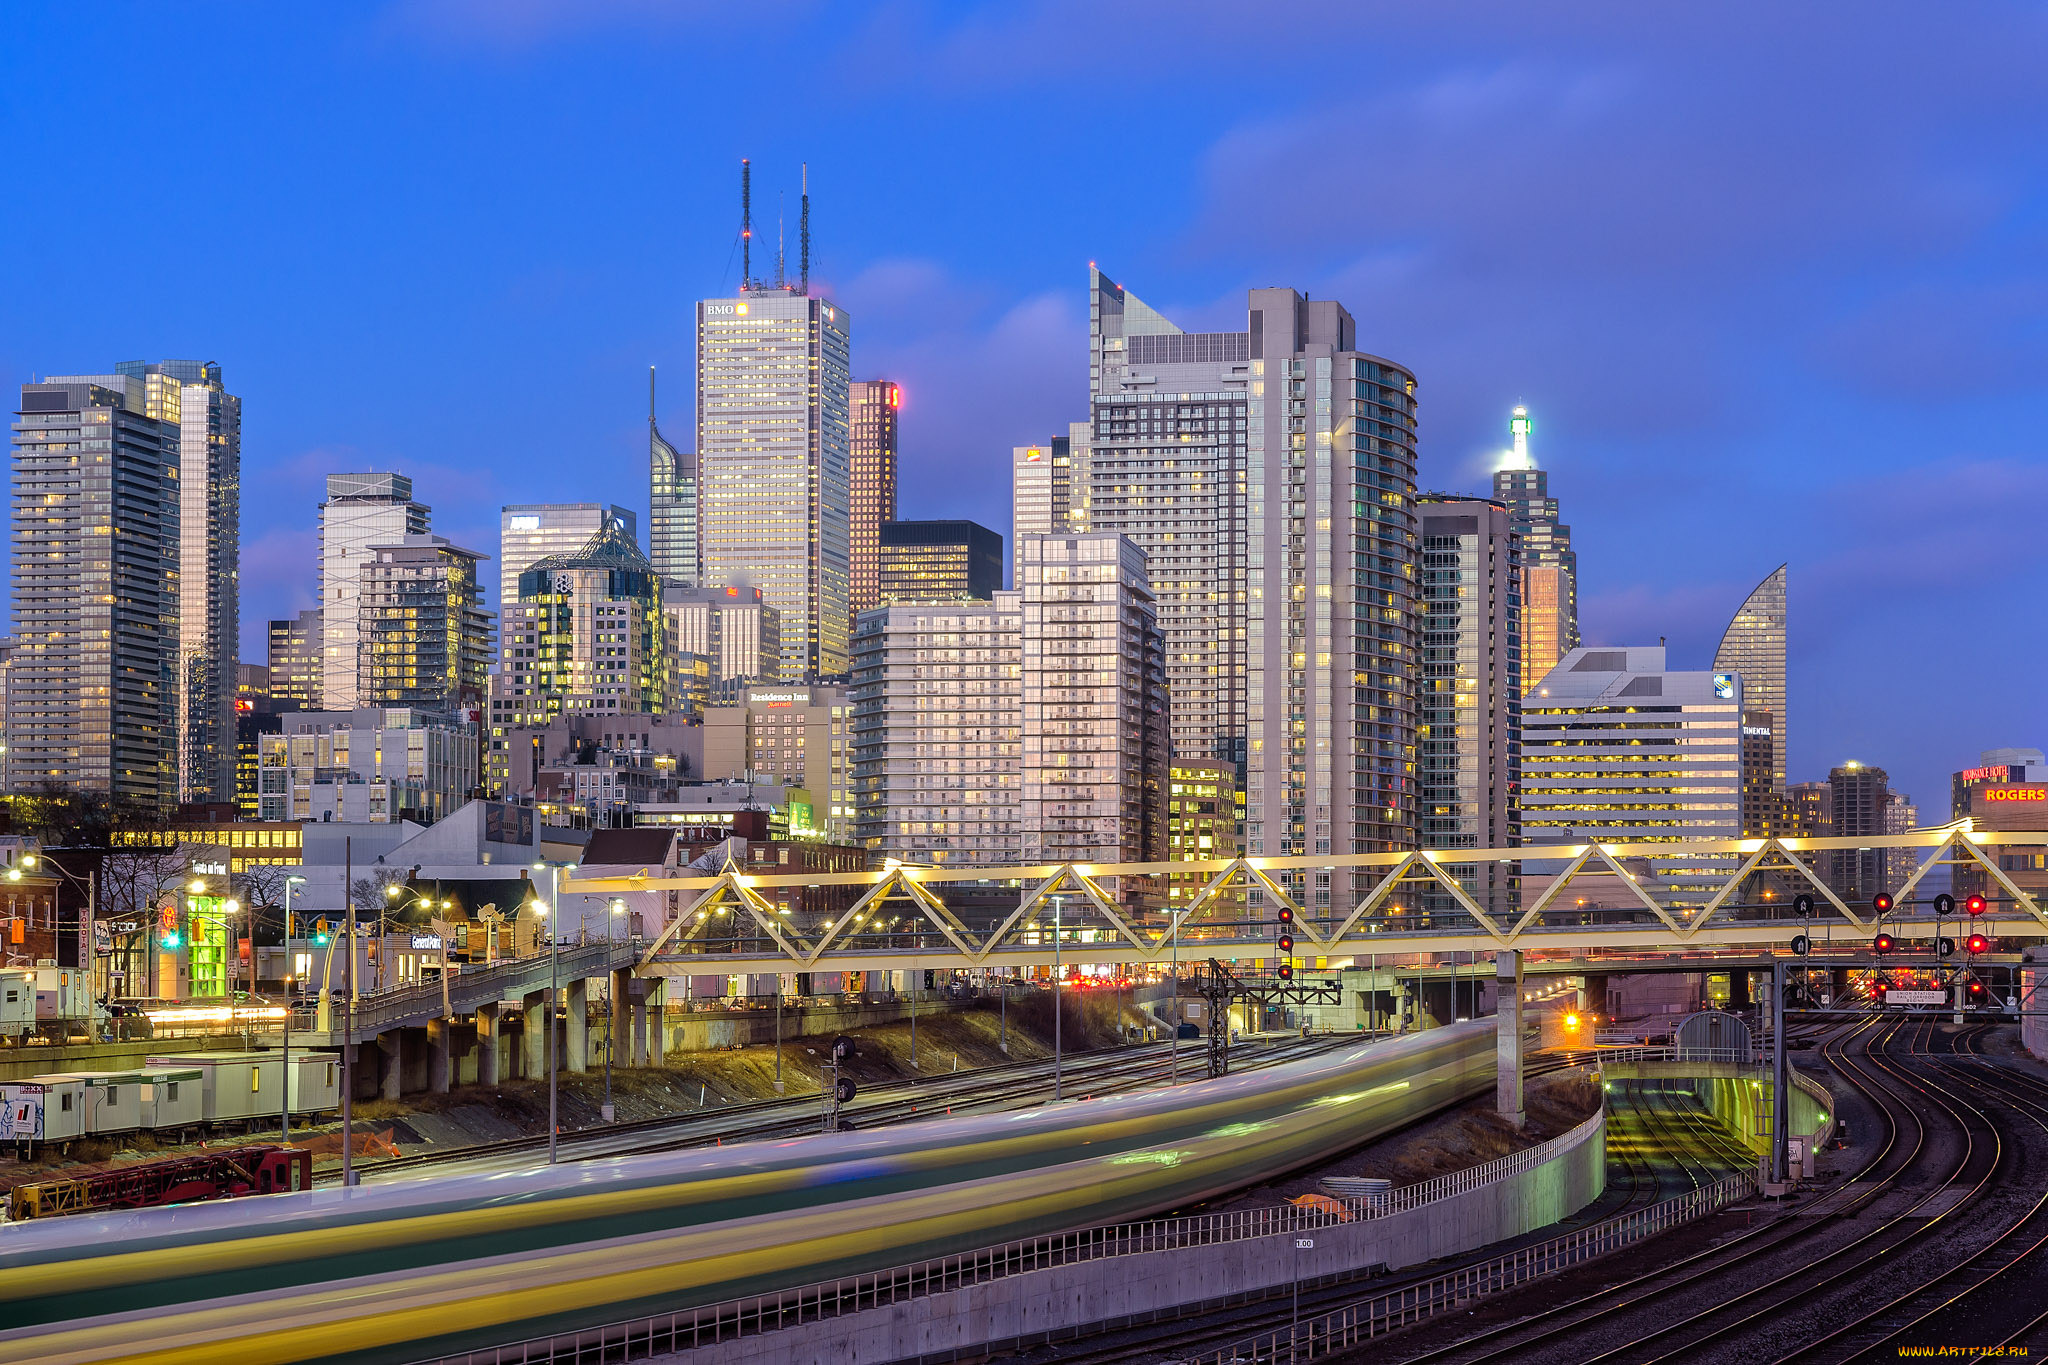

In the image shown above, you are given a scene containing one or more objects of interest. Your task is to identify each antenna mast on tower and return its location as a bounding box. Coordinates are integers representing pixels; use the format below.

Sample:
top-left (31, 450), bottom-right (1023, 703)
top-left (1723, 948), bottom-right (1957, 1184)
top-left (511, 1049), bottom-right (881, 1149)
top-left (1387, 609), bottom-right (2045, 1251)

top-left (776, 192), bottom-right (785, 288)
top-left (740, 159), bottom-right (753, 288)
top-left (800, 163), bottom-right (811, 296)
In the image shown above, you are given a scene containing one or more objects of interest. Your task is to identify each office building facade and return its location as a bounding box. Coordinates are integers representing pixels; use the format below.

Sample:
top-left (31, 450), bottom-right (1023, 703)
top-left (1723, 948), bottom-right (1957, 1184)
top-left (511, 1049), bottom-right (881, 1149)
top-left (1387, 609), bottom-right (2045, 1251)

top-left (877, 519), bottom-right (1004, 602)
top-left (1521, 646), bottom-right (1742, 906)
top-left (1492, 407), bottom-right (1579, 700)
top-left (695, 289), bottom-right (851, 678)
top-left (850, 595), bottom-right (1023, 863)
top-left (648, 368), bottom-right (697, 590)
top-left (499, 505), bottom-right (635, 628)
top-left (256, 707), bottom-right (477, 824)
top-left (1953, 748), bottom-right (2048, 904)
top-left (1417, 496), bottom-right (1521, 919)
top-left (1010, 427), bottom-right (1090, 582)
top-left (9, 376), bottom-right (180, 807)
top-left (1017, 533), bottom-right (1170, 870)
top-left (266, 610), bottom-right (322, 707)
top-left (665, 585), bottom-right (783, 686)
top-left (117, 361), bottom-right (240, 805)
top-left (319, 473), bottom-right (429, 711)
top-left (1167, 759), bottom-right (1240, 909)
top-left (490, 521), bottom-right (669, 734)
top-left (1713, 565), bottom-right (1788, 791)
top-left (1826, 761), bottom-right (1893, 902)
top-left (849, 380), bottom-right (899, 615)
top-left (358, 535), bottom-right (491, 713)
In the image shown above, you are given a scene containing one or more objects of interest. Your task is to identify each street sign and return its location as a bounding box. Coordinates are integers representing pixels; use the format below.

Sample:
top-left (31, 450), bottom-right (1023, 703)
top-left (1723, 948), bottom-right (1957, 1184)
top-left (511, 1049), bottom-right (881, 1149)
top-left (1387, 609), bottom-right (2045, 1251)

top-left (1885, 989), bottom-right (1947, 1005)
top-left (109, 921), bottom-right (139, 935)
top-left (1294, 1238), bottom-right (1314, 1249)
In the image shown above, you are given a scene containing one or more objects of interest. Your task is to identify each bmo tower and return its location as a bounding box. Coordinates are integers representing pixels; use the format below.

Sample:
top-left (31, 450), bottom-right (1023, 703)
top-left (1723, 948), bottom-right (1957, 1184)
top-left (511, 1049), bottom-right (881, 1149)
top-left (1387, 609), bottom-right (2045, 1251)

top-left (695, 289), bottom-right (852, 680)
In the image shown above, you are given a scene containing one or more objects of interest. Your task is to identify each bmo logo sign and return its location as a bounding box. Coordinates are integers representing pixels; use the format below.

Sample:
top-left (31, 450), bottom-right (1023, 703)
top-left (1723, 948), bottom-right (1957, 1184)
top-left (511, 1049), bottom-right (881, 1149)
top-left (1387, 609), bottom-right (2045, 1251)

top-left (705, 302), bottom-right (747, 317)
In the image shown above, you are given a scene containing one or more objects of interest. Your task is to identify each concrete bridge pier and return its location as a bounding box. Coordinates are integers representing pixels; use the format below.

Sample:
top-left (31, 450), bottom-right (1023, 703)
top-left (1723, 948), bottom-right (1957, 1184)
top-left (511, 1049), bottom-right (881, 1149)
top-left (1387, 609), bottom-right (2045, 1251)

top-left (522, 990), bottom-right (548, 1081)
top-left (565, 979), bottom-right (589, 1073)
top-left (378, 1032), bottom-right (403, 1102)
top-left (1497, 950), bottom-right (1525, 1128)
top-left (476, 1003), bottom-right (502, 1086)
top-left (426, 1017), bottom-right (452, 1095)
top-left (646, 977), bottom-right (669, 1061)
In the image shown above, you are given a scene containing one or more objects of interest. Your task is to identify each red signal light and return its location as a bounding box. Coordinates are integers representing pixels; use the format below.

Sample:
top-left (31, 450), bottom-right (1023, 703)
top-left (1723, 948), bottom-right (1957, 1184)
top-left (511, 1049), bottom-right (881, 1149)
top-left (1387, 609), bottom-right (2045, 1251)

top-left (1872, 893), bottom-right (1894, 914)
top-left (1967, 934), bottom-right (1991, 955)
top-left (1277, 933), bottom-right (1295, 953)
top-left (1277, 964), bottom-right (1294, 981)
top-left (1276, 907), bottom-right (1295, 924)
top-left (1873, 932), bottom-right (1896, 955)
top-left (1969, 979), bottom-right (1986, 996)
top-left (1966, 894), bottom-right (1988, 916)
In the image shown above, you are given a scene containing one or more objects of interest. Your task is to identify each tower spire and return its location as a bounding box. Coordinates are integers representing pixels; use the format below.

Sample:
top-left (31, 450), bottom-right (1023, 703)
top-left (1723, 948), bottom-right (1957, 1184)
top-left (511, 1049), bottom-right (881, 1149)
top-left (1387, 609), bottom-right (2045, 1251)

top-left (649, 365), bottom-right (656, 426)
top-left (1505, 404), bottom-right (1535, 471)
top-left (776, 192), bottom-right (785, 288)
top-left (800, 162), bottom-right (811, 296)
top-left (740, 159), bottom-right (753, 289)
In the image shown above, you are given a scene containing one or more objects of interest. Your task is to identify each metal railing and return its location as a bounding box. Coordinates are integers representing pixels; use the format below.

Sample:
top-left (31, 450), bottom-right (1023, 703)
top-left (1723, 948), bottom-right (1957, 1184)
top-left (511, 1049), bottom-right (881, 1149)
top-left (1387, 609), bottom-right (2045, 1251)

top-left (1203, 1173), bottom-right (1757, 1363)
top-left (427, 1100), bottom-right (1608, 1365)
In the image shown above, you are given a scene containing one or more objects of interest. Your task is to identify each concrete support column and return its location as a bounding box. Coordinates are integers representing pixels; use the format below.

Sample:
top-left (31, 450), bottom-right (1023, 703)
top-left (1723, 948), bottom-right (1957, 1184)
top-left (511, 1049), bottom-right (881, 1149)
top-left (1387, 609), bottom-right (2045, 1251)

top-left (628, 983), bottom-right (649, 1068)
top-left (565, 979), bottom-right (589, 1073)
top-left (612, 969), bottom-right (634, 1065)
top-left (1394, 983), bottom-right (1414, 1034)
top-left (476, 1003), bottom-right (501, 1086)
top-left (427, 1017), bottom-right (452, 1095)
top-left (522, 990), bottom-right (547, 1081)
top-left (1496, 951), bottom-right (1525, 1128)
top-left (378, 1032), bottom-right (402, 1102)
top-left (1578, 974), bottom-right (1609, 1019)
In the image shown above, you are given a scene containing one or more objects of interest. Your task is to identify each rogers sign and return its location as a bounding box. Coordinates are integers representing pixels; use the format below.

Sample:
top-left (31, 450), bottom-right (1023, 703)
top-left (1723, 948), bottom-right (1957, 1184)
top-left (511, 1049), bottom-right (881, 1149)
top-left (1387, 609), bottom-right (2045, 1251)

top-left (1980, 786), bottom-right (2048, 804)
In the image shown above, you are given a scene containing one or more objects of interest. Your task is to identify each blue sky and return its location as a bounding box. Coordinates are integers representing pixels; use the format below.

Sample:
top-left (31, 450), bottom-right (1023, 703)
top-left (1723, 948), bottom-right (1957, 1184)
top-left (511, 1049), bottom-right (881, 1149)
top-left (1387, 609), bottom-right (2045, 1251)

top-left (2, 1), bottom-right (2043, 811)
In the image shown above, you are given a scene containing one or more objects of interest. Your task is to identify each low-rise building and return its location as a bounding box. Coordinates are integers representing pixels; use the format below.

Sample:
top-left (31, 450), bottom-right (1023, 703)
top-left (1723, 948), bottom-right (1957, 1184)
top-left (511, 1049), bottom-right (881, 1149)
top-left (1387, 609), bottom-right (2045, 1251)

top-left (257, 708), bottom-right (478, 825)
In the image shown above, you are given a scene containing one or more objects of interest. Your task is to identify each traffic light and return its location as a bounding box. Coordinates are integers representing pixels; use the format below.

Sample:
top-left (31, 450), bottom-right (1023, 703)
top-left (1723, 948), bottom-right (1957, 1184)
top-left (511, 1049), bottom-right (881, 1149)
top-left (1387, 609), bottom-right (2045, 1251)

top-left (1276, 907), bottom-right (1295, 925)
top-left (1277, 963), bottom-right (1294, 981)
top-left (1277, 929), bottom-right (1295, 953)
top-left (1872, 893), bottom-right (1895, 915)
top-left (1275, 905), bottom-right (1295, 979)
top-left (834, 1076), bottom-right (858, 1103)
top-left (1967, 933), bottom-right (1991, 956)
top-left (157, 904), bottom-right (181, 951)
top-left (1873, 932), bottom-right (1896, 955)
top-left (1969, 979), bottom-right (1987, 999)
top-left (1966, 894), bottom-right (1989, 916)
top-left (1793, 893), bottom-right (1815, 917)
top-left (312, 919), bottom-right (331, 946)
top-left (1936, 936), bottom-right (1957, 958)
top-left (1791, 934), bottom-right (1811, 956)
top-left (1933, 893), bottom-right (1956, 916)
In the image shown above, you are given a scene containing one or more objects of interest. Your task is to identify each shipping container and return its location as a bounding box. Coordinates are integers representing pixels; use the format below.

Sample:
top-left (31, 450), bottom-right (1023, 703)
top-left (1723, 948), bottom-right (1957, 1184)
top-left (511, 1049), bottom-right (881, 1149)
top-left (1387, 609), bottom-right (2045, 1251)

top-left (34, 967), bottom-right (90, 1023)
top-left (134, 1066), bottom-right (204, 1131)
top-left (147, 1052), bottom-right (282, 1125)
top-left (0, 969), bottom-right (33, 1044)
top-left (0, 1075), bottom-right (88, 1150)
top-left (285, 1052), bottom-right (341, 1117)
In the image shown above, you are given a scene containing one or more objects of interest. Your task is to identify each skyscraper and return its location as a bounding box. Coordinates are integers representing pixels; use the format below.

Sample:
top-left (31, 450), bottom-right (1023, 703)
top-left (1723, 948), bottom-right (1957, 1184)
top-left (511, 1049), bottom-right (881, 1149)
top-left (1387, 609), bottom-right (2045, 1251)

top-left (1010, 428), bottom-right (1091, 585)
top-left (266, 611), bottom-right (322, 708)
top-left (648, 367), bottom-right (698, 590)
top-left (490, 521), bottom-right (670, 729)
top-left (877, 519), bottom-right (1004, 602)
top-left (1417, 495), bottom-right (1522, 919)
top-left (696, 278), bottom-right (850, 678)
top-left (9, 376), bottom-right (180, 807)
top-left (117, 361), bottom-right (240, 806)
top-left (1714, 565), bottom-right (1788, 789)
top-left (664, 585), bottom-right (783, 687)
top-left (499, 504), bottom-right (636, 622)
top-left (1826, 761), bottom-right (1892, 901)
top-left (358, 535), bottom-right (491, 713)
top-left (1016, 533), bottom-right (1170, 870)
top-left (319, 473), bottom-right (429, 711)
top-left (1492, 407), bottom-right (1579, 699)
top-left (1086, 271), bottom-right (1249, 770)
top-left (848, 380), bottom-right (899, 615)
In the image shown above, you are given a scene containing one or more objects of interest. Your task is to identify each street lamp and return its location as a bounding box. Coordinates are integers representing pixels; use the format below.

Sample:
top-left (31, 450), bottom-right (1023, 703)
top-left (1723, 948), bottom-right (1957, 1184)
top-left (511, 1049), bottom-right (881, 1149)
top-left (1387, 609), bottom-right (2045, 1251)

top-left (534, 859), bottom-right (563, 1164)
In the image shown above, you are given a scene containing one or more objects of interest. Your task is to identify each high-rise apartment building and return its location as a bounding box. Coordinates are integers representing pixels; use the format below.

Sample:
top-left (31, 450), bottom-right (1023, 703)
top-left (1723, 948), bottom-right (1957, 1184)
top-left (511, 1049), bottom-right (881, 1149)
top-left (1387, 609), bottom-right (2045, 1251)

top-left (1167, 761), bottom-right (1241, 908)
top-left (1827, 761), bottom-right (1892, 902)
top-left (1714, 565), bottom-right (1788, 789)
top-left (849, 594), bottom-right (1023, 863)
top-left (319, 473), bottom-right (429, 711)
top-left (1883, 790), bottom-right (1919, 890)
top-left (849, 380), bottom-right (899, 615)
top-left (648, 368), bottom-right (698, 590)
top-left (1492, 407), bottom-right (1579, 700)
top-left (1017, 533), bottom-right (1170, 869)
top-left (499, 505), bottom-right (635, 628)
top-left (696, 288), bottom-right (851, 678)
top-left (1521, 646), bottom-right (1742, 906)
top-left (877, 519), bottom-right (1003, 602)
top-left (1086, 273), bottom-right (1422, 901)
top-left (664, 585), bottom-right (783, 686)
top-left (1009, 427), bottom-right (1090, 582)
top-left (9, 376), bottom-right (180, 807)
top-left (266, 610), bottom-right (322, 707)
top-left (1417, 496), bottom-right (1521, 919)
top-left (256, 707), bottom-right (477, 824)
top-left (117, 361), bottom-right (240, 805)
top-left (490, 521), bottom-right (669, 729)
top-left (358, 536), bottom-right (491, 713)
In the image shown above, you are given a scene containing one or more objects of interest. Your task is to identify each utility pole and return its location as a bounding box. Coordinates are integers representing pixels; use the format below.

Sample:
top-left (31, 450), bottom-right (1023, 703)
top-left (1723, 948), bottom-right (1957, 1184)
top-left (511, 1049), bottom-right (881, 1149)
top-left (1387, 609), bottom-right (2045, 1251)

top-left (1770, 957), bottom-right (1788, 1188)
top-left (1053, 894), bottom-right (1064, 1102)
top-left (341, 837), bottom-right (355, 1189)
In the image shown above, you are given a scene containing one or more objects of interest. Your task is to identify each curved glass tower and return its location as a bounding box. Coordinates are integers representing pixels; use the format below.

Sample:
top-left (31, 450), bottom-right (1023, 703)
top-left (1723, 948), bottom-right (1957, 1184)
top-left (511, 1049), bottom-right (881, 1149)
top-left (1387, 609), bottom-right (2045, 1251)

top-left (1713, 564), bottom-right (1788, 788)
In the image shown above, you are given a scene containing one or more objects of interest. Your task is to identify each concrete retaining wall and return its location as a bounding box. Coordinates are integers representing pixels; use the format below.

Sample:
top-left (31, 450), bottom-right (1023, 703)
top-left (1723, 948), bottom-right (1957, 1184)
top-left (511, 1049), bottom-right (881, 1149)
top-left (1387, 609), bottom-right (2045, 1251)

top-left (646, 1112), bottom-right (1606, 1365)
top-left (1691, 1069), bottom-right (1829, 1155)
top-left (666, 999), bottom-right (967, 1054)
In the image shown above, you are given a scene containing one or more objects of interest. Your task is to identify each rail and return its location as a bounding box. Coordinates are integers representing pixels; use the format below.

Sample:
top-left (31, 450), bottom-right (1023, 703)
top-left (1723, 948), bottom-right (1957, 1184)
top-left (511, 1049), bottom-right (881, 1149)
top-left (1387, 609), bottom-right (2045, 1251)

top-left (424, 1095), bottom-right (1608, 1364)
top-left (1204, 1173), bottom-right (1756, 1363)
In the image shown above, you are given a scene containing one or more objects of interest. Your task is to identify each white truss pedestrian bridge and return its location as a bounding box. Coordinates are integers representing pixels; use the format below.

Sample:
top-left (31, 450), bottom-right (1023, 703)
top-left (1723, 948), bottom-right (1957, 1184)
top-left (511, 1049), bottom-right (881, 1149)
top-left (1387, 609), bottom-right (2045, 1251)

top-left (565, 828), bottom-right (2048, 976)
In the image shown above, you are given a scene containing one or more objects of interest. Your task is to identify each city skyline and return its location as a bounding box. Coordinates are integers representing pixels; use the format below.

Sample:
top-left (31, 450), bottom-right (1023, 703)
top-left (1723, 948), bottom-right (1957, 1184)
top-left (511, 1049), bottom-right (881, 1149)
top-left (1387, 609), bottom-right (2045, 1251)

top-left (2, 5), bottom-right (2040, 813)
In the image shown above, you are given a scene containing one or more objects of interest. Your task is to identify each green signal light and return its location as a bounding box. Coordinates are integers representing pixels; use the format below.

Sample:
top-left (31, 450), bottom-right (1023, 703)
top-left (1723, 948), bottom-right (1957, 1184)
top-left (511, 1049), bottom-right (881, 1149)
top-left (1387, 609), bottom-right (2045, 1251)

top-left (159, 931), bottom-right (182, 950)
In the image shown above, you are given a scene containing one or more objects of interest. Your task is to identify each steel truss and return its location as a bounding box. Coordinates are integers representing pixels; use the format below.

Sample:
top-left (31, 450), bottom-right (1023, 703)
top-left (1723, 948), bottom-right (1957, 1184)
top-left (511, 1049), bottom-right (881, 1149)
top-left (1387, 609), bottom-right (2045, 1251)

top-left (561, 829), bottom-right (2048, 973)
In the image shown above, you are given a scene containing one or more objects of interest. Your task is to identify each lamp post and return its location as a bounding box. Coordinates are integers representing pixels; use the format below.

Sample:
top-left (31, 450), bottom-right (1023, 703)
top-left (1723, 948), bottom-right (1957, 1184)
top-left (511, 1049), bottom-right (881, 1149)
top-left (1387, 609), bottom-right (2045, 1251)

top-left (605, 897), bottom-right (623, 1122)
top-left (534, 861), bottom-right (562, 1164)
top-left (281, 972), bottom-right (294, 1139)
